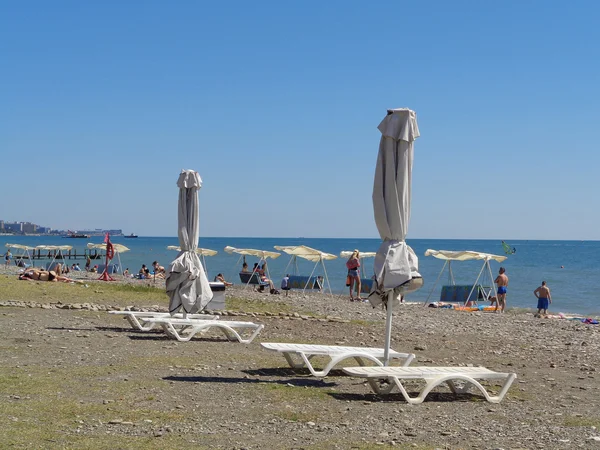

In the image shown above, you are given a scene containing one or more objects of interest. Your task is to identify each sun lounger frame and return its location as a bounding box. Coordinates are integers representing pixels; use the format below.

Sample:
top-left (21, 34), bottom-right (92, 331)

top-left (108, 311), bottom-right (219, 331)
top-left (342, 366), bottom-right (517, 404)
top-left (261, 343), bottom-right (415, 377)
top-left (143, 317), bottom-right (264, 343)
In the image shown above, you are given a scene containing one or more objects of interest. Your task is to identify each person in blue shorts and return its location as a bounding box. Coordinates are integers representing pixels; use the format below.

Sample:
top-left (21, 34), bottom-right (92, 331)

top-left (494, 267), bottom-right (509, 313)
top-left (533, 281), bottom-right (552, 317)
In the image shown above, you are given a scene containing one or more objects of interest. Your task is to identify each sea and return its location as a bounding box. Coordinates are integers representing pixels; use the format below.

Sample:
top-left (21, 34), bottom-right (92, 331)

top-left (4, 236), bottom-right (599, 316)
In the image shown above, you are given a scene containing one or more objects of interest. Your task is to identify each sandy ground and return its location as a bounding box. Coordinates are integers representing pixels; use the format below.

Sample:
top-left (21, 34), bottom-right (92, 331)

top-left (1, 270), bottom-right (600, 449)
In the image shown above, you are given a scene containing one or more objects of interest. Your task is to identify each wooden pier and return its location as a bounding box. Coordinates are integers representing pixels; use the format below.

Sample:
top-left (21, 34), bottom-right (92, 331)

top-left (16, 249), bottom-right (106, 260)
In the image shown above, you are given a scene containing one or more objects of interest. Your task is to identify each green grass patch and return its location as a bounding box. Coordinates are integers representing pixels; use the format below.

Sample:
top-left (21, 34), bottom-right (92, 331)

top-left (0, 274), bottom-right (167, 307)
top-left (304, 442), bottom-right (434, 450)
top-left (563, 416), bottom-right (600, 428)
top-left (274, 409), bottom-right (321, 423)
top-left (0, 363), bottom-right (195, 449)
top-left (260, 382), bottom-right (335, 401)
top-left (226, 296), bottom-right (317, 317)
top-left (349, 319), bottom-right (377, 327)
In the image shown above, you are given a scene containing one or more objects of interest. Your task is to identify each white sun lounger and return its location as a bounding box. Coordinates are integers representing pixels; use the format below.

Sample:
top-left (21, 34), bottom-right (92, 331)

top-left (108, 311), bottom-right (219, 331)
top-left (342, 366), bottom-right (517, 404)
top-left (142, 317), bottom-right (264, 343)
top-left (260, 343), bottom-right (416, 377)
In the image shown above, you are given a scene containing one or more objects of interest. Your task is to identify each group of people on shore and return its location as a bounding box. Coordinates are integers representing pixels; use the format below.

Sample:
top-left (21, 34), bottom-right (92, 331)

top-left (491, 267), bottom-right (552, 316)
top-left (8, 247), bottom-right (554, 315)
top-left (135, 261), bottom-right (165, 279)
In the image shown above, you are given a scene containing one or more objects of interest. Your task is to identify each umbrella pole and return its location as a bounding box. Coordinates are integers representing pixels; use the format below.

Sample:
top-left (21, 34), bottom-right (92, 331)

top-left (282, 257), bottom-right (293, 279)
top-left (116, 252), bottom-right (123, 275)
top-left (304, 261), bottom-right (319, 294)
top-left (424, 260), bottom-right (447, 306)
top-left (486, 260), bottom-right (496, 300)
top-left (465, 262), bottom-right (487, 306)
top-left (230, 255), bottom-right (243, 284)
top-left (383, 290), bottom-right (394, 366)
top-left (202, 254), bottom-right (208, 276)
top-left (321, 258), bottom-right (333, 296)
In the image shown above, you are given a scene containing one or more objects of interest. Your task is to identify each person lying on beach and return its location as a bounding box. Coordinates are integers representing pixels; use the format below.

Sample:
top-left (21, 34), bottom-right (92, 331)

top-left (214, 273), bottom-right (233, 286)
top-left (19, 269), bottom-right (76, 283)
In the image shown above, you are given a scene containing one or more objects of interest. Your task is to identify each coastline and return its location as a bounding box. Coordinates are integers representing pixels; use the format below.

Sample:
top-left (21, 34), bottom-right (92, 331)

top-left (1, 265), bottom-right (598, 321)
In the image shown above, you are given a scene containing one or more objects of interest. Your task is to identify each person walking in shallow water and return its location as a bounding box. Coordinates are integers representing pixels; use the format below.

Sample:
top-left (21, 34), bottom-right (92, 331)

top-left (533, 281), bottom-right (552, 317)
top-left (494, 267), bottom-right (509, 313)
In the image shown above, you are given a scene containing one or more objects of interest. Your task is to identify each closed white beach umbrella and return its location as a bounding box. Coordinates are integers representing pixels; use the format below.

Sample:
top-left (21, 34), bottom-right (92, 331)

top-left (165, 170), bottom-right (213, 316)
top-left (371, 108), bottom-right (424, 364)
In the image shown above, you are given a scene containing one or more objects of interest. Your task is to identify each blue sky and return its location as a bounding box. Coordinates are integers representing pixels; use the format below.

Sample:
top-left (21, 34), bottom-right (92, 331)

top-left (1, 1), bottom-right (599, 239)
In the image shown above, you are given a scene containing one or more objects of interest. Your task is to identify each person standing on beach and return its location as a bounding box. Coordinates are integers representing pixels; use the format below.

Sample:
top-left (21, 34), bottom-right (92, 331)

top-left (281, 274), bottom-right (290, 296)
top-left (85, 255), bottom-right (91, 271)
top-left (533, 281), bottom-right (552, 317)
top-left (346, 250), bottom-right (361, 301)
top-left (494, 267), bottom-right (509, 313)
top-left (5, 249), bottom-right (11, 266)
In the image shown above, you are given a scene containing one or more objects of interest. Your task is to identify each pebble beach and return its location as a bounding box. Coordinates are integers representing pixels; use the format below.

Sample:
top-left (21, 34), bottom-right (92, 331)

top-left (1, 265), bottom-right (600, 449)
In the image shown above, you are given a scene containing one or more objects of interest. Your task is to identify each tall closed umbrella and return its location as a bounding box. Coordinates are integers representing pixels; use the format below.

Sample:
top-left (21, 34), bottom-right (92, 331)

top-left (166, 170), bottom-right (213, 316)
top-left (371, 108), bottom-right (424, 364)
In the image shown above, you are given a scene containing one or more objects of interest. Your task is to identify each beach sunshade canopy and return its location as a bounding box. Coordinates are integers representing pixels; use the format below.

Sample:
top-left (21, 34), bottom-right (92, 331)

top-left (5, 243), bottom-right (36, 251)
top-left (167, 245), bottom-right (218, 257)
top-left (165, 170), bottom-right (212, 315)
top-left (35, 245), bottom-right (73, 251)
top-left (87, 242), bottom-right (130, 253)
top-left (275, 245), bottom-right (337, 295)
top-left (424, 249), bottom-right (507, 263)
top-left (274, 245), bottom-right (337, 262)
top-left (371, 108), bottom-right (423, 366)
top-left (224, 246), bottom-right (281, 260)
top-left (340, 250), bottom-right (376, 259)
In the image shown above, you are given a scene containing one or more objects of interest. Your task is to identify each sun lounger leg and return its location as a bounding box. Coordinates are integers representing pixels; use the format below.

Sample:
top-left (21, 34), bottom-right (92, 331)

top-left (489, 373), bottom-right (517, 403)
top-left (401, 353), bottom-right (416, 367)
top-left (239, 324), bottom-right (264, 344)
top-left (216, 324), bottom-right (265, 344)
top-left (438, 374), bottom-right (516, 403)
top-left (389, 374), bottom-right (517, 404)
top-left (282, 352), bottom-right (309, 370)
top-left (125, 315), bottom-right (157, 331)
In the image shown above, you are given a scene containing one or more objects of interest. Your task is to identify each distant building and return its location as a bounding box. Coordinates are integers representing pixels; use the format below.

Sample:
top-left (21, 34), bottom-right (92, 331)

top-left (3, 222), bottom-right (23, 233)
top-left (22, 222), bottom-right (37, 233)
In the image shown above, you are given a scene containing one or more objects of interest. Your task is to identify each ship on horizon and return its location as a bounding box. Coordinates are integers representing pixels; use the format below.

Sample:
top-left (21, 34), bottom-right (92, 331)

top-left (124, 233), bottom-right (138, 238)
top-left (63, 231), bottom-right (90, 238)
